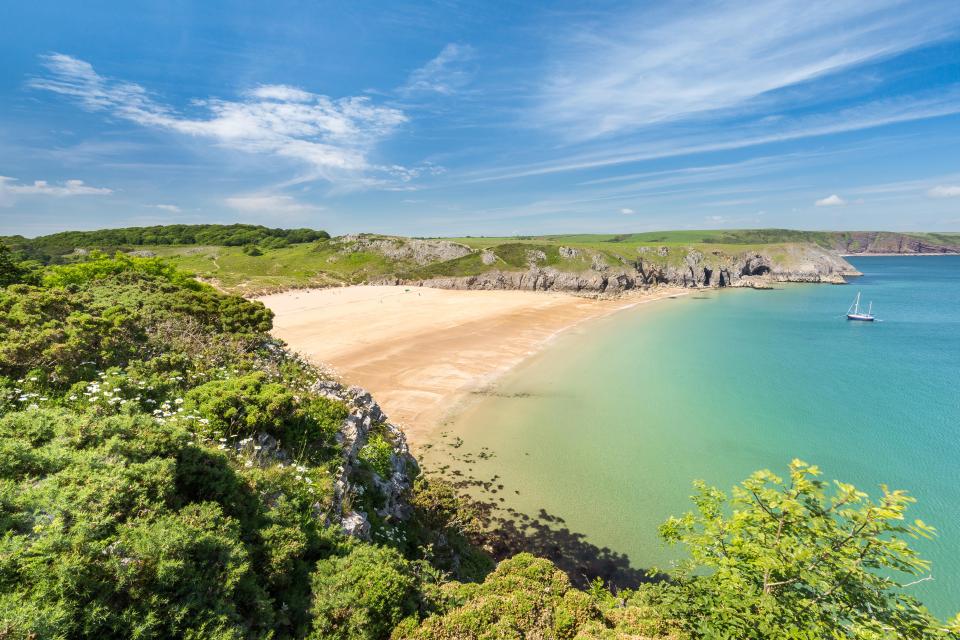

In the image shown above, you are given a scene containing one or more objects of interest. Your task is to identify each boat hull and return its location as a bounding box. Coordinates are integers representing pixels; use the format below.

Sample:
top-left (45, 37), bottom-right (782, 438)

top-left (847, 314), bottom-right (875, 322)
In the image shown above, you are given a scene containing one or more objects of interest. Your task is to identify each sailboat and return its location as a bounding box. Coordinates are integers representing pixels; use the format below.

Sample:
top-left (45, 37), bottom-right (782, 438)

top-left (846, 291), bottom-right (875, 322)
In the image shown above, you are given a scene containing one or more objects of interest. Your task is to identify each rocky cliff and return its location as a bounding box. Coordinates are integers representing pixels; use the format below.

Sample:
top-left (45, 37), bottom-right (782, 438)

top-left (825, 231), bottom-right (960, 255)
top-left (313, 379), bottom-right (419, 539)
top-left (385, 243), bottom-right (861, 296)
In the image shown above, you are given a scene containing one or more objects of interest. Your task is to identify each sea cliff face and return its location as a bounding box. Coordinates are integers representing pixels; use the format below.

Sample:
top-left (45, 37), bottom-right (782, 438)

top-left (386, 243), bottom-right (860, 295)
top-left (828, 231), bottom-right (960, 255)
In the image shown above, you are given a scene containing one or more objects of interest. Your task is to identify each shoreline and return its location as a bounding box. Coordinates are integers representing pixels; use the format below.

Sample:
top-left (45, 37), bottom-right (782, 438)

top-left (258, 285), bottom-right (687, 443)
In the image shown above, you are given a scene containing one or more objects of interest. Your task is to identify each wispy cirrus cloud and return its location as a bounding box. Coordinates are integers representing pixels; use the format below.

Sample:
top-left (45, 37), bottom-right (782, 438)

top-left (538, 0), bottom-right (960, 139)
top-left (928, 185), bottom-right (960, 198)
top-left (464, 89), bottom-right (960, 183)
top-left (400, 43), bottom-right (476, 96)
top-left (225, 194), bottom-right (323, 214)
top-left (0, 175), bottom-right (112, 197)
top-left (31, 54), bottom-right (409, 186)
top-left (152, 203), bottom-right (181, 213)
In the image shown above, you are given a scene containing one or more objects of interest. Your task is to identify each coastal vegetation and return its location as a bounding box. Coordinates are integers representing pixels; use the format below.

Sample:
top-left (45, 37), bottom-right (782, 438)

top-left (4, 226), bottom-right (959, 295)
top-left (0, 243), bottom-right (957, 638)
top-left (1, 224), bottom-right (329, 264)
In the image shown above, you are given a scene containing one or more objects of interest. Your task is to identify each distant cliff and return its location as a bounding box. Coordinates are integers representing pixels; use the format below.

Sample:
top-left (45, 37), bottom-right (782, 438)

top-left (821, 231), bottom-right (960, 255)
top-left (384, 242), bottom-right (861, 295)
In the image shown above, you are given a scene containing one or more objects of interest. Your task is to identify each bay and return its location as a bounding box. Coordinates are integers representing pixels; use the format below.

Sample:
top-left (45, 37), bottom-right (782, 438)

top-left (429, 256), bottom-right (960, 615)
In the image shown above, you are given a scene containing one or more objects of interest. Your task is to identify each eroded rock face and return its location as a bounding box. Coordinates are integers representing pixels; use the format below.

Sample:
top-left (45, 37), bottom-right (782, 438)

top-left (830, 232), bottom-right (960, 255)
top-left (312, 379), bottom-right (419, 540)
top-left (396, 244), bottom-right (860, 295)
top-left (337, 235), bottom-right (472, 265)
top-left (480, 249), bottom-right (497, 265)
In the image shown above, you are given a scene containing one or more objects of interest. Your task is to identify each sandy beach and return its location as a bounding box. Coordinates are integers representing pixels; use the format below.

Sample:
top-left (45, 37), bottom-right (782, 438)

top-left (258, 285), bottom-right (685, 442)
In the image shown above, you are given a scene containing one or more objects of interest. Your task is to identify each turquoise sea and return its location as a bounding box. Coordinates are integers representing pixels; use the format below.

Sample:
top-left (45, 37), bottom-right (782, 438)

top-left (430, 256), bottom-right (960, 616)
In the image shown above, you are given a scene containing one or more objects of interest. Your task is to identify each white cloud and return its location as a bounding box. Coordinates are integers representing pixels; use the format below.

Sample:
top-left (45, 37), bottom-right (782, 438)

top-left (0, 175), bottom-right (112, 197)
top-left (225, 194), bottom-right (322, 214)
top-left (620, 208), bottom-right (635, 215)
top-left (400, 43), bottom-right (475, 96)
top-left (463, 90), bottom-right (960, 183)
top-left (32, 54), bottom-right (408, 185)
top-left (152, 203), bottom-right (181, 212)
top-left (538, 1), bottom-right (959, 138)
top-left (815, 194), bottom-right (846, 207)
top-left (927, 185), bottom-right (960, 198)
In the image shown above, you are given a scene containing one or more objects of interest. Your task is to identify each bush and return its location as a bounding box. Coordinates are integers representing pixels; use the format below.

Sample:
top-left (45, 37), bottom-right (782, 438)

top-left (0, 409), bottom-right (273, 638)
top-left (358, 433), bottom-right (394, 478)
top-left (397, 553), bottom-right (599, 640)
top-left (657, 459), bottom-right (948, 638)
top-left (310, 544), bottom-right (418, 640)
top-left (42, 252), bottom-right (202, 290)
top-left (0, 241), bottom-right (25, 286)
top-left (184, 373), bottom-right (347, 456)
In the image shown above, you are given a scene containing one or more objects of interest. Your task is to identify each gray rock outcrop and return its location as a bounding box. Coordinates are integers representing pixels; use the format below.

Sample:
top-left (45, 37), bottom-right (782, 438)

top-left (394, 244), bottom-right (860, 295)
top-left (312, 380), bottom-right (418, 540)
top-left (337, 235), bottom-right (472, 265)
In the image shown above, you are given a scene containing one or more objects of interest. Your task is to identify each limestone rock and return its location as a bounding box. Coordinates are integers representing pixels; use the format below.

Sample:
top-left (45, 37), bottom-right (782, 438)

top-left (337, 235), bottom-right (471, 265)
top-left (310, 380), bottom-right (419, 539)
top-left (341, 511), bottom-right (371, 538)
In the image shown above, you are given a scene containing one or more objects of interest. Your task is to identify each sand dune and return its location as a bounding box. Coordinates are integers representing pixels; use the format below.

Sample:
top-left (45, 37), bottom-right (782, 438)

top-left (258, 285), bottom-right (685, 442)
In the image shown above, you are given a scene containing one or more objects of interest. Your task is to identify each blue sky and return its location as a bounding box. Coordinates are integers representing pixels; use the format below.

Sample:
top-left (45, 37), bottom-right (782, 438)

top-left (1, 0), bottom-right (959, 236)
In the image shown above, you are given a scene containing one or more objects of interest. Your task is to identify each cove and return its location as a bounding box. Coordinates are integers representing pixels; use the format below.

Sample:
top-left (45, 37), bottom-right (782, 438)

top-left (426, 256), bottom-right (960, 616)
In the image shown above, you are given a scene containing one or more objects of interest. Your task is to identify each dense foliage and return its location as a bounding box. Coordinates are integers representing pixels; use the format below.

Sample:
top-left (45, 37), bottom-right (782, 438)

top-left (2, 224), bottom-right (329, 263)
top-left (656, 461), bottom-right (956, 638)
top-left (0, 252), bottom-right (956, 639)
top-left (0, 255), bottom-right (377, 638)
top-left (0, 243), bottom-right (25, 287)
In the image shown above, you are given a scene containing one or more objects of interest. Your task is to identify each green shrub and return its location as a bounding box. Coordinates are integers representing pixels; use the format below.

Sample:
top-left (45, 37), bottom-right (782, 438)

top-left (310, 544), bottom-right (418, 640)
top-left (0, 241), bottom-right (25, 286)
top-left (184, 373), bottom-right (347, 457)
top-left (657, 460), bottom-right (949, 639)
top-left (43, 252), bottom-right (202, 289)
top-left (397, 553), bottom-right (599, 640)
top-left (359, 433), bottom-right (394, 478)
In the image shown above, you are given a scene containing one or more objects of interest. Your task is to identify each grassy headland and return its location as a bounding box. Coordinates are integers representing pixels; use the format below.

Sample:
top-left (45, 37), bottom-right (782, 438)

top-left (6, 226), bottom-right (958, 296)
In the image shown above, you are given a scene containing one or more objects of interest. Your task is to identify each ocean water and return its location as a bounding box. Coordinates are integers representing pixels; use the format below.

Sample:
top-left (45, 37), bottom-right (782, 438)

top-left (430, 256), bottom-right (960, 616)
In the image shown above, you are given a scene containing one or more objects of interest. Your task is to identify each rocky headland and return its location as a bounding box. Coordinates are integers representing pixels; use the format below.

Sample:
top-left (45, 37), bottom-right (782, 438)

top-left (379, 242), bottom-right (861, 296)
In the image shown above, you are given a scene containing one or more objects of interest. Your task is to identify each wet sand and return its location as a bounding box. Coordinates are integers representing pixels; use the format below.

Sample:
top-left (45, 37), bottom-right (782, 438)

top-left (259, 285), bottom-right (686, 442)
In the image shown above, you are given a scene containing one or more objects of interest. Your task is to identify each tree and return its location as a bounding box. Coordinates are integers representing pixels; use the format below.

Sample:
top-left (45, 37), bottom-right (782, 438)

top-left (0, 241), bottom-right (24, 286)
top-left (658, 459), bottom-right (956, 638)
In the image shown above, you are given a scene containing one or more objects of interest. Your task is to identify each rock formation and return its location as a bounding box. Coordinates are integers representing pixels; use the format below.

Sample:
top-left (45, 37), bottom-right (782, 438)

top-left (388, 243), bottom-right (861, 295)
top-left (337, 235), bottom-right (472, 265)
top-left (312, 379), bottom-right (419, 540)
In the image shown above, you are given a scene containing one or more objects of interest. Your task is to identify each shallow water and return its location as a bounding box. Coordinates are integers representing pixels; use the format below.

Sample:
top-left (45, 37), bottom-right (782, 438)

top-left (428, 256), bottom-right (960, 616)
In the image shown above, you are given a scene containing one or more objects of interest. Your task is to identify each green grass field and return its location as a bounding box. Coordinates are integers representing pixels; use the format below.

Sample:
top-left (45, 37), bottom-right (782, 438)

top-left (12, 227), bottom-right (959, 295)
top-left (154, 233), bottom-right (812, 294)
